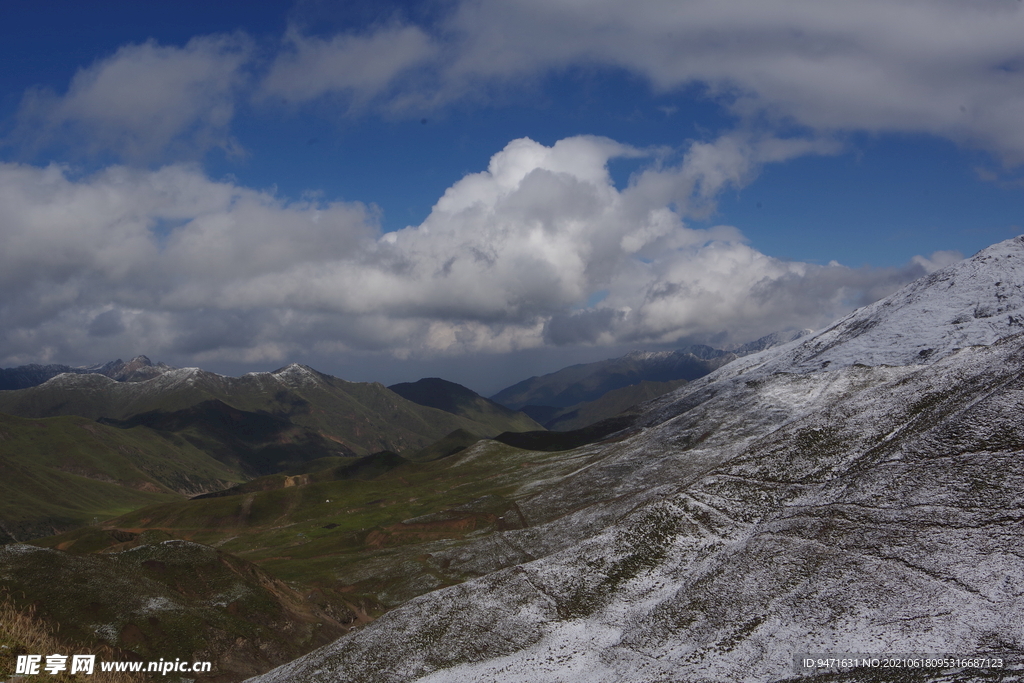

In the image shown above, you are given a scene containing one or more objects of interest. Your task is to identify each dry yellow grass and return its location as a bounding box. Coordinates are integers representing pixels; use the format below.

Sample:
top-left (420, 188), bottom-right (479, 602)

top-left (0, 591), bottom-right (148, 682)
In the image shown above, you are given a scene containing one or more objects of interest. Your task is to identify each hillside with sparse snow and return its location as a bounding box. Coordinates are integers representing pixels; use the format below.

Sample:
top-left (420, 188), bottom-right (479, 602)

top-left (247, 237), bottom-right (1024, 683)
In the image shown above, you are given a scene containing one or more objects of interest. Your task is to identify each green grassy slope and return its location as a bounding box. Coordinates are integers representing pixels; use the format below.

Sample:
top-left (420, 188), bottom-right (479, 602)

top-left (406, 428), bottom-right (482, 462)
top-left (213, 370), bottom-right (485, 454)
top-left (192, 450), bottom-right (409, 500)
top-left (0, 412), bottom-right (244, 543)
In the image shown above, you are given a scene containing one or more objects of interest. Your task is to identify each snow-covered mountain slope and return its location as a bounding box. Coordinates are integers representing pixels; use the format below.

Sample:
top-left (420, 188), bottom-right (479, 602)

top-left (248, 237), bottom-right (1024, 683)
top-left (780, 236), bottom-right (1024, 372)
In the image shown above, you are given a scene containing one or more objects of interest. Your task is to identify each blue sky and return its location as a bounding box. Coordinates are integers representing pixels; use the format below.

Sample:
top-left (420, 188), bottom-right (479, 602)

top-left (0, 0), bottom-right (1022, 393)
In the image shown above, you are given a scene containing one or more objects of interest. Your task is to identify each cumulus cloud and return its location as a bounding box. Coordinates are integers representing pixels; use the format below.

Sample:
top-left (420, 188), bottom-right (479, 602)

top-left (0, 135), bottom-right (942, 367)
top-left (12, 34), bottom-right (252, 161)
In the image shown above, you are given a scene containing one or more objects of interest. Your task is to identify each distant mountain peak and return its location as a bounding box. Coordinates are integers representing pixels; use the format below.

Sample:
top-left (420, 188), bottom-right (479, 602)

top-left (272, 363), bottom-right (317, 373)
top-left (729, 328), bottom-right (812, 356)
top-left (269, 363), bottom-right (329, 386)
top-left (389, 377), bottom-right (543, 434)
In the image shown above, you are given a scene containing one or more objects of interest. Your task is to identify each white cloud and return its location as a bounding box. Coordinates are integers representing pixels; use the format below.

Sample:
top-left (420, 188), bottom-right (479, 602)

top-left (13, 34), bottom-right (252, 161)
top-left (912, 250), bottom-right (965, 274)
top-left (0, 135), bottom-right (940, 367)
top-left (258, 0), bottom-right (1023, 164)
top-left (438, 0), bottom-right (1024, 162)
top-left (260, 24), bottom-right (438, 107)
top-left (13, 2), bottom-right (1024, 166)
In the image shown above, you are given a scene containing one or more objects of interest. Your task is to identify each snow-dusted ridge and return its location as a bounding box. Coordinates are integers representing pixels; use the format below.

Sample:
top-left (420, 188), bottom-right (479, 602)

top-left (779, 236), bottom-right (1024, 372)
top-left (247, 237), bottom-right (1024, 683)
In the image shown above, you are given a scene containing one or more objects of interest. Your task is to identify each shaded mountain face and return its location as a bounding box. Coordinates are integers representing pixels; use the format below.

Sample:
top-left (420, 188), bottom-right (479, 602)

top-left (100, 399), bottom-right (357, 477)
top-left (0, 355), bottom-right (173, 390)
top-left (248, 237), bottom-right (1024, 683)
top-left (0, 364), bottom-right (524, 456)
top-left (490, 331), bottom-right (807, 411)
top-left (387, 377), bottom-right (544, 435)
top-left (530, 379), bottom-right (688, 431)
top-left (388, 377), bottom-right (492, 414)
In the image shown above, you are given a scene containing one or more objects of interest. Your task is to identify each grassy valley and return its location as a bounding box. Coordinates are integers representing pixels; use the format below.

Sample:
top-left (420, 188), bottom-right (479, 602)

top-left (34, 437), bottom-right (598, 609)
top-left (0, 364), bottom-right (563, 681)
top-left (0, 356), bottom-right (688, 681)
top-left (0, 433), bottom-right (623, 679)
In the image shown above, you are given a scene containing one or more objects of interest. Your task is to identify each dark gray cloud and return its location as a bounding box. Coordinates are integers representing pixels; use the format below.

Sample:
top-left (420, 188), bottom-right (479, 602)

top-left (544, 309), bottom-right (625, 346)
top-left (87, 309), bottom-right (125, 338)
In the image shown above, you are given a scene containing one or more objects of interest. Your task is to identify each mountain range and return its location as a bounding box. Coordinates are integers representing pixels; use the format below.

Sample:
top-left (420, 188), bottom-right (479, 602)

top-left (491, 332), bottom-right (808, 430)
top-left (4, 238), bottom-right (1024, 682)
top-left (0, 364), bottom-right (545, 456)
top-left (490, 346), bottom-right (736, 411)
top-left (244, 237), bottom-right (1024, 682)
top-left (0, 354), bottom-right (174, 390)
top-left (0, 365), bottom-right (544, 549)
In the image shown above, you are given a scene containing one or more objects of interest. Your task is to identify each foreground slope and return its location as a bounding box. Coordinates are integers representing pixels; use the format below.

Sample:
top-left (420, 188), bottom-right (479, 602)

top-left (0, 540), bottom-right (352, 682)
top-left (250, 237), bottom-right (1024, 683)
